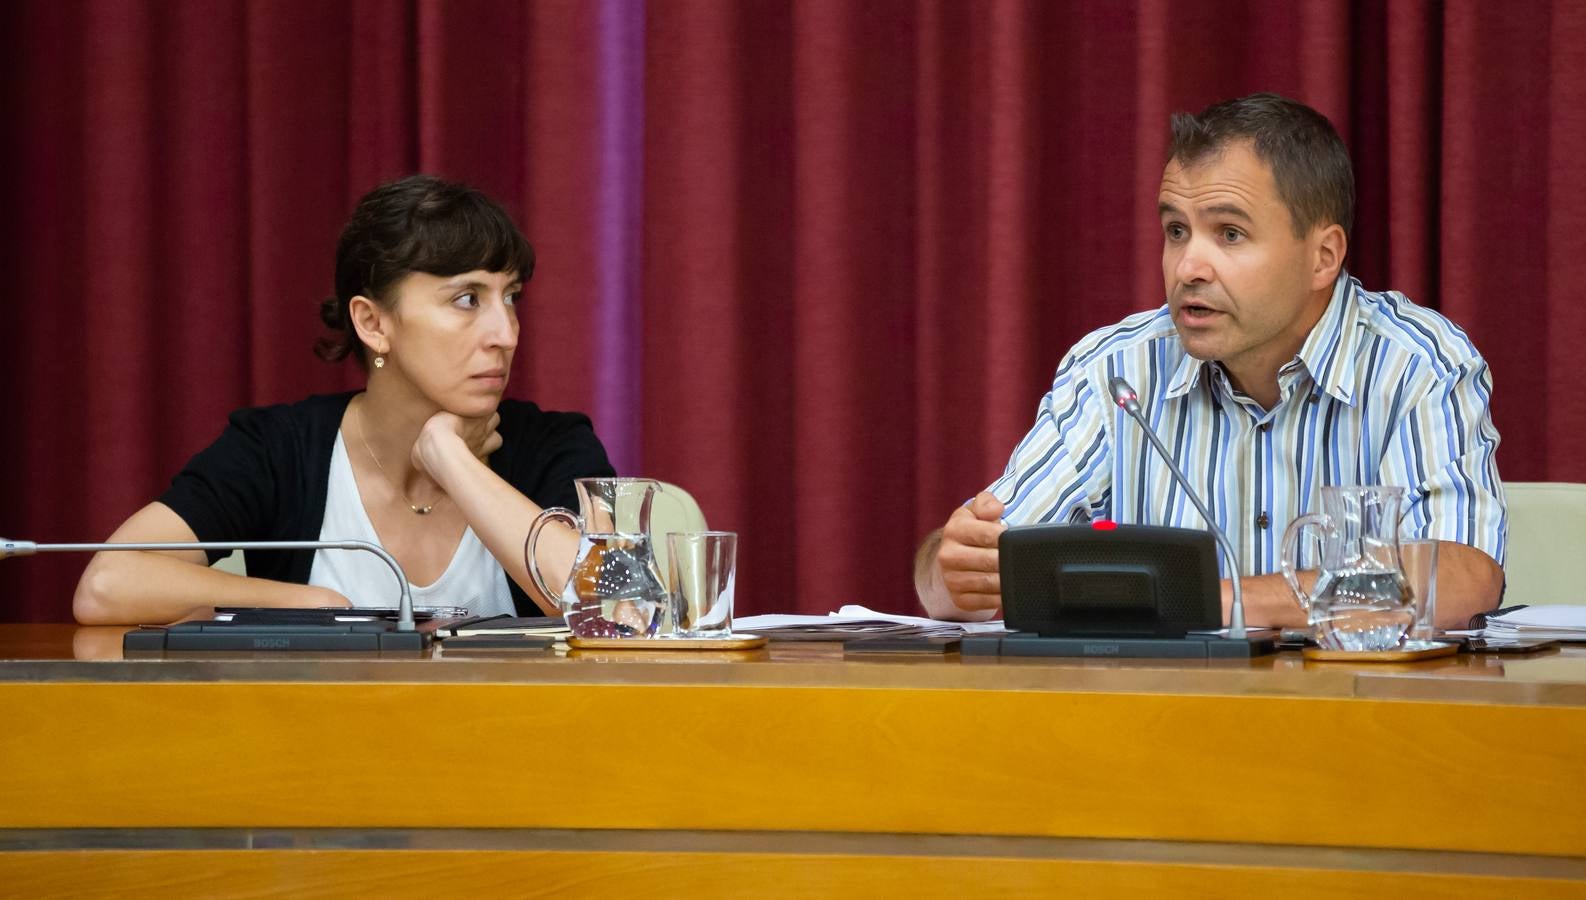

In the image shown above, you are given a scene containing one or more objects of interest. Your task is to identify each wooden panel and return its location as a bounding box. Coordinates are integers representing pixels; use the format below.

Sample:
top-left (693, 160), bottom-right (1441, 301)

top-left (12, 626), bottom-right (1586, 710)
top-left (1, 850), bottom-right (1584, 899)
top-left (3, 681), bottom-right (1583, 856)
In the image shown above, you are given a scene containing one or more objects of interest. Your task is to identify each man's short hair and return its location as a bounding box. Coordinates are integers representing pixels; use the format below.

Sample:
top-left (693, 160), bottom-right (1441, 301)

top-left (1168, 93), bottom-right (1355, 241)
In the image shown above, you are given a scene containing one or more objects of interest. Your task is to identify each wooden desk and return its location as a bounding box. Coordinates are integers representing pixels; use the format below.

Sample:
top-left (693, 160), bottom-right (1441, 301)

top-left (2, 624), bottom-right (1584, 897)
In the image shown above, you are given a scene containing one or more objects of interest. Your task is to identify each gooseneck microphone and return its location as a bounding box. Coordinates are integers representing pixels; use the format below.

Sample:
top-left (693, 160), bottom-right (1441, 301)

top-left (1106, 377), bottom-right (1248, 639)
top-left (0, 538), bottom-right (416, 631)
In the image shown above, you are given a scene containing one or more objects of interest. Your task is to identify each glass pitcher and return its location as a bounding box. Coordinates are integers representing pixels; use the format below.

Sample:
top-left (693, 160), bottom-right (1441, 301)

top-left (1279, 485), bottom-right (1415, 651)
top-left (526, 477), bottom-right (672, 638)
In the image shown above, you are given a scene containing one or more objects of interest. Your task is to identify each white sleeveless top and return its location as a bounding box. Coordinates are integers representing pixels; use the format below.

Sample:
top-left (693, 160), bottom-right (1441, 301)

top-left (308, 434), bottom-right (514, 616)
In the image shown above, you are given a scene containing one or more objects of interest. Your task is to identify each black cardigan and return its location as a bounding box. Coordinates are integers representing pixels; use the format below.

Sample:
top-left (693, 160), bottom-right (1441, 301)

top-left (159, 392), bottom-right (616, 615)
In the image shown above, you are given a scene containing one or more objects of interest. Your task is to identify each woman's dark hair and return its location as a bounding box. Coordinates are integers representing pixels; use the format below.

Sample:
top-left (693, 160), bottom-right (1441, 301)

top-left (1168, 93), bottom-right (1355, 242)
top-left (315, 174), bottom-right (536, 366)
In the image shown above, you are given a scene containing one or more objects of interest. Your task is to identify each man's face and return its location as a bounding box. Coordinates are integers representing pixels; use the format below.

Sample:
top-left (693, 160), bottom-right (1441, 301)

top-left (1158, 141), bottom-right (1325, 390)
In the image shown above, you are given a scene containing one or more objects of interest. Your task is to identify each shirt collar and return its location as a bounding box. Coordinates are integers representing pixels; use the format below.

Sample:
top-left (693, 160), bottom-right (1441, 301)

top-left (1164, 349), bottom-right (1206, 400)
top-left (1163, 271), bottom-right (1359, 405)
top-left (1293, 271), bottom-right (1359, 405)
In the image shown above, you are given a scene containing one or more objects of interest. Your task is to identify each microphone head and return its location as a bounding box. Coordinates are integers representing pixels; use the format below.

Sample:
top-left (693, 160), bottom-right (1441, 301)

top-left (1108, 376), bottom-right (1142, 413)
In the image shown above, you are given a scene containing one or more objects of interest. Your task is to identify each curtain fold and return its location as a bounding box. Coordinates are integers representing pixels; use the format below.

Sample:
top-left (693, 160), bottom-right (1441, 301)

top-left (2, 0), bottom-right (1582, 622)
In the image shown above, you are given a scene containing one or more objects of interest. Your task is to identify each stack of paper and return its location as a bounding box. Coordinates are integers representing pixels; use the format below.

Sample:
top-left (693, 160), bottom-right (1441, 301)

top-left (437, 616), bottom-right (572, 639)
top-left (734, 605), bottom-right (1006, 641)
top-left (1481, 605), bottom-right (1586, 642)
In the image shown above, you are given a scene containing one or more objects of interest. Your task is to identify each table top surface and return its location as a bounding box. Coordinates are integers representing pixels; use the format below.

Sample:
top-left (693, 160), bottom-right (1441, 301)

top-left (4, 623), bottom-right (1585, 707)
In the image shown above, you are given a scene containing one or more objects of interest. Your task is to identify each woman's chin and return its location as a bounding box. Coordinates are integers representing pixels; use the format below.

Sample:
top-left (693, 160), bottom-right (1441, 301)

top-left (444, 397), bottom-right (501, 419)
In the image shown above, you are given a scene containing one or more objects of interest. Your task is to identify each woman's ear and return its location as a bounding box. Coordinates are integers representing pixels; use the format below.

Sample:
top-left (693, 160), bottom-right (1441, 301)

top-left (348, 295), bottom-right (389, 356)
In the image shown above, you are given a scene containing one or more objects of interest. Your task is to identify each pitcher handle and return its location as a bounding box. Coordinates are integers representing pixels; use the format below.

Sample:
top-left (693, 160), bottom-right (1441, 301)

top-left (525, 507), bottom-right (581, 609)
top-left (1280, 512), bottom-right (1331, 613)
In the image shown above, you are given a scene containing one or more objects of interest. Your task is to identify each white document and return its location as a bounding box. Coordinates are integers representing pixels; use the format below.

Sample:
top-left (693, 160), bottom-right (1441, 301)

top-left (833, 604), bottom-right (1007, 634)
top-left (1481, 605), bottom-right (1586, 641)
top-left (734, 604), bottom-right (1006, 640)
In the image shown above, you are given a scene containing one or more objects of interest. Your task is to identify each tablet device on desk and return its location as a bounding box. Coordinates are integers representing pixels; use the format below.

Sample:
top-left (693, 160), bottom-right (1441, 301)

top-left (215, 607), bottom-right (465, 622)
top-left (214, 609), bottom-right (466, 622)
top-left (844, 636), bottom-right (960, 655)
top-left (1276, 632), bottom-right (1556, 654)
top-left (1464, 637), bottom-right (1558, 653)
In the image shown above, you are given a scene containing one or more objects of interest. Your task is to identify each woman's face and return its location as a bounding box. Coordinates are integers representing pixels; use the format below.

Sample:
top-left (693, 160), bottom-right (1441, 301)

top-left (382, 269), bottom-right (521, 418)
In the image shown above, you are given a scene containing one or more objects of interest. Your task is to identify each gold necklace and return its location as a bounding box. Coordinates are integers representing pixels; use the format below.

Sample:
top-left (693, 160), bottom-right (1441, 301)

top-left (353, 402), bottom-right (438, 515)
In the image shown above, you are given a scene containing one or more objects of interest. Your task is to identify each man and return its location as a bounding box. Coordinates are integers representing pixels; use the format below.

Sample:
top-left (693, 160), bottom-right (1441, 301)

top-left (922, 93), bottom-right (1505, 628)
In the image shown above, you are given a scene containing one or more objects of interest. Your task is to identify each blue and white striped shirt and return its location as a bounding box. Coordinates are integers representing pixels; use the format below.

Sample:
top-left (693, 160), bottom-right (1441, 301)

top-left (987, 273), bottom-right (1506, 575)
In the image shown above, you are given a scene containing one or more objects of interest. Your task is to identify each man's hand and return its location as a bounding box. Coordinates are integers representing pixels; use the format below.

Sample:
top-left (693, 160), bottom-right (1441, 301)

top-left (938, 491), bottom-right (1007, 613)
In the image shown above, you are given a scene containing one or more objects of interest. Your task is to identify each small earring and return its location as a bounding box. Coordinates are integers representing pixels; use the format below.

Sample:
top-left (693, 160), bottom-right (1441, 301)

top-left (374, 355), bottom-right (385, 369)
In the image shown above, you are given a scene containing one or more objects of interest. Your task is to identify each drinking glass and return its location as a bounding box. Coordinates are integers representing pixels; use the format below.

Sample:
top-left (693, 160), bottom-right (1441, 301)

top-left (1401, 539), bottom-right (1440, 641)
top-left (668, 532), bottom-right (738, 638)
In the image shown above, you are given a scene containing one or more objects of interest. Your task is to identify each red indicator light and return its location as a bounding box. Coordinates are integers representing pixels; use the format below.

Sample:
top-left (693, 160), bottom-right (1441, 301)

top-left (1091, 519), bottom-right (1118, 531)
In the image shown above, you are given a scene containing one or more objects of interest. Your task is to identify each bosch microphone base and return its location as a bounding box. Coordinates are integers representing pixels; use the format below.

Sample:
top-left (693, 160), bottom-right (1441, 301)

top-left (123, 618), bottom-right (431, 653)
top-left (961, 631), bottom-right (1279, 659)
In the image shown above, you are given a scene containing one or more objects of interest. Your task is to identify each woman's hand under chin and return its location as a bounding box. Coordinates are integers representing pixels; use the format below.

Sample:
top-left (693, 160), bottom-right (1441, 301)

top-left (413, 409), bottom-right (503, 475)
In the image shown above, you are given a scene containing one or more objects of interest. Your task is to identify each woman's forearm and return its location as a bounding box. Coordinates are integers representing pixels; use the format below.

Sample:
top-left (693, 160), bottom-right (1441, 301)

top-left (72, 501), bottom-right (349, 625)
top-left (73, 551), bottom-right (345, 625)
top-left (417, 429), bottom-right (579, 614)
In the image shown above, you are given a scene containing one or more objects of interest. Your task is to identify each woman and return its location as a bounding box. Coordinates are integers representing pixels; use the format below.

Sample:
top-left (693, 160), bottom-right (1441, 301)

top-left (73, 175), bottom-right (612, 624)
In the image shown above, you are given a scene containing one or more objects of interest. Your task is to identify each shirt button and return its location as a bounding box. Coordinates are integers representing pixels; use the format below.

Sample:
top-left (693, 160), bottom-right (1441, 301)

top-left (1256, 512), bottom-right (1271, 529)
top-left (1259, 422), bottom-right (1272, 433)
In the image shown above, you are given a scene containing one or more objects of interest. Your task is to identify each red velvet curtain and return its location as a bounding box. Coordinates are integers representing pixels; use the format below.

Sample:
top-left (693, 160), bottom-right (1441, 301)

top-left (3, 1), bottom-right (1583, 622)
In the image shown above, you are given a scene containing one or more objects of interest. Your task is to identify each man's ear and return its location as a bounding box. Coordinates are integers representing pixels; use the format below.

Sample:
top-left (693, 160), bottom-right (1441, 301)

top-left (1311, 224), bottom-right (1348, 291)
top-left (348, 296), bottom-right (389, 356)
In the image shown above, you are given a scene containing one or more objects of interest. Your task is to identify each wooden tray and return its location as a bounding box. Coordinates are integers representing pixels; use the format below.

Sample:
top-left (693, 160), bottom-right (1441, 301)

top-left (1302, 640), bottom-right (1459, 662)
top-left (566, 633), bottom-right (768, 651)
